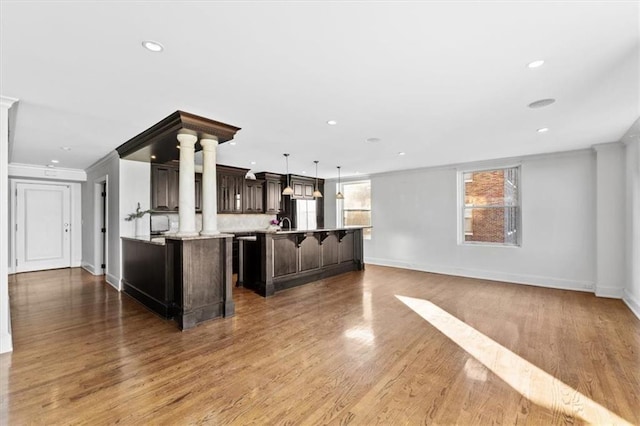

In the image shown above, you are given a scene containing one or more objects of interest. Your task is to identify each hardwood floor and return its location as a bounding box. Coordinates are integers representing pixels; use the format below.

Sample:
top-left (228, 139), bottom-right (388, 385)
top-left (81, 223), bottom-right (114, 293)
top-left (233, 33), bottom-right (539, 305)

top-left (1, 266), bottom-right (639, 425)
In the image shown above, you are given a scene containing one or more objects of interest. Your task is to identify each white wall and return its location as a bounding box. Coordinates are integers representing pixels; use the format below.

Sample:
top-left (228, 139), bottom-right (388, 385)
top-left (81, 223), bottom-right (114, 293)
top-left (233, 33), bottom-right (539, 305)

top-left (594, 143), bottom-right (626, 298)
top-left (119, 159), bottom-right (151, 239)
top-left (327, 150), bottom-right (598, 292)
top-left (82, 151), bottom-right (120, 289)
top-left (624, 133), bottom-right (640, 318)
top-left (1, 96), bottom-right (18, 354)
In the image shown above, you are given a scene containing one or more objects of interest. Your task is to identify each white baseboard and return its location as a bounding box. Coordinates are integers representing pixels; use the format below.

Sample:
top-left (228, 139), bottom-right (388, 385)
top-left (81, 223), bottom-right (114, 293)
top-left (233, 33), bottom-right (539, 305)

top-left (0, 331), bottom-right (13, 354)
top-left (595, 285), bottom-right (624, 299)
top-left (623, 289), bottom-right (640, 321)
top-left (106, 273), bottom-right (120, 291)
top-left (365, 257), bottom-right (595, 293)
top-left (81, 262), bottom-right (100, 276)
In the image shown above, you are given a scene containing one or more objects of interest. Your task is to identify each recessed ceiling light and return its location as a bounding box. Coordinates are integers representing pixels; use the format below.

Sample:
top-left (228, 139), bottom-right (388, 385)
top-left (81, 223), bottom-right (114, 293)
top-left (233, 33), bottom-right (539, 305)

top-left (365, 137), bottom-right (381, 144)
top-left (60, 146), bottom-right (71, 151)
top-left (528, 98), bottom-right (556, 109)
top-left (142, 40), bottom-right (164, 52)
top-left (398, 152), bottom-right (406, 156)
top-left (51, 159), bottom-right (59, 163)
top-left (537, 127), bottom-right (549, 133)
top-left (527, 60), bottom-right (545, 68)
top-left (301, 171), bottom-right (307, 174)
top-left (229, 141), bottom-right (237, 146)
top-left (327, 120), bottom-right (337, 126)
top-left (151, 155), bottom-right (157, 159)
top-left (47, 164), bottom-right (55, 168)
top-left (250, 161), bottom-right (256, 165)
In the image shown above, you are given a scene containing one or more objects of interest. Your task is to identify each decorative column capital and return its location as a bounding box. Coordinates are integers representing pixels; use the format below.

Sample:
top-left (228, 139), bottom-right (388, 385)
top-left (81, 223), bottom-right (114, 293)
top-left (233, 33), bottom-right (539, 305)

top-left (177, 133), bottom-right (197, 147)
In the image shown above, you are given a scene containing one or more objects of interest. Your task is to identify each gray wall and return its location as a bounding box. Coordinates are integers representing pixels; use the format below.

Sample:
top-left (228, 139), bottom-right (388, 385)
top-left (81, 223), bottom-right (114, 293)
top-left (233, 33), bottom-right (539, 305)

top-left (326, 149), bottom-right (601, 292)
top-left (624, 123), bottom-right (640, 317)
top-left (82, 151), bottom-right (120, 289)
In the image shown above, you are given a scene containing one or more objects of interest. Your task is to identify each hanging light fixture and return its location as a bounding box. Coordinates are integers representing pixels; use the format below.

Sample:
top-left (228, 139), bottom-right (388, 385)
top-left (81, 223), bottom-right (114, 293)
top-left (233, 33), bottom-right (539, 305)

top-left (313, 160), bottom-right (323, 198)
top-left (282, 153), bottom-right (294, 195)
top-left (336, 166), bottom-right (344, 199)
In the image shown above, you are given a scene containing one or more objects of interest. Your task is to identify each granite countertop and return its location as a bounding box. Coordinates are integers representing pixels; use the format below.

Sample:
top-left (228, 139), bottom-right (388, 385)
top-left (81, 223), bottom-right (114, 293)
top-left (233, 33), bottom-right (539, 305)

top-left (254, 226), bottom-right (367, 235)
top-left (122, 232), bottom-right (235, 245)
top-left (121, 236), bottom-right (167, 245)
top-left (218, 229), bottom-right (261, 235)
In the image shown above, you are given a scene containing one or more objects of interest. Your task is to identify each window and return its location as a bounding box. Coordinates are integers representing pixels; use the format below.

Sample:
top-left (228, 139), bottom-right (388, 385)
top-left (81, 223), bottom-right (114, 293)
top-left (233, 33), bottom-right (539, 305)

top-left (339, 180), bottom-right (371, 239)
top-left (460, 166), bottom-right (520, 246)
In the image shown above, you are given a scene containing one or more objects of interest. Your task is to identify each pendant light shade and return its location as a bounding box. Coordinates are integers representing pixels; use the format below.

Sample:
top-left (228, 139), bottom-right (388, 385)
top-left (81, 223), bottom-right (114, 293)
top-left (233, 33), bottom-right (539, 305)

top-left (313, 160), bottom-right (323, 198)
top-left (282, 153), bottom-right (294, 195)
top-left (336, 166), bottom-right (344, 199)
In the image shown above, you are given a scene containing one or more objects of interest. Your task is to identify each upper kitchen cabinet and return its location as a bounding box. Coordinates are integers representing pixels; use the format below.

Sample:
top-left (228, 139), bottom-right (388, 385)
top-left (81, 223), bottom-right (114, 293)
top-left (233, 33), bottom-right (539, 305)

top-left (256, 172), bottom-right (282, 214)
top-left (243, 179), bottom-right (264, 213)
top-left (291, 177), bottom-right (316, 200)
top-left (217, 165), bottom-right (248, 214)
top-left (151, 163), bottom-right (202, 212)
top-left (151, 164), bottom-right (179, 211)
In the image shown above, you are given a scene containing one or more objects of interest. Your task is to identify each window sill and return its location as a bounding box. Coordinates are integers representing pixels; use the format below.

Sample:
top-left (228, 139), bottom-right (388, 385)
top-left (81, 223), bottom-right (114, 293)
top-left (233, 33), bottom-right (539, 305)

top-left (460, 242), bottom-right (520, 248)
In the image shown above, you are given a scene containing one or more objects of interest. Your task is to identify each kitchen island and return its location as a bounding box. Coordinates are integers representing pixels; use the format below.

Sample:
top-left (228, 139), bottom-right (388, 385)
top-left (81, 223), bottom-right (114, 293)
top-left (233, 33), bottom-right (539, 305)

top-left (239, 227), bottom-right (365, 297)
top-left (121, 233), bottom-right (234, 330)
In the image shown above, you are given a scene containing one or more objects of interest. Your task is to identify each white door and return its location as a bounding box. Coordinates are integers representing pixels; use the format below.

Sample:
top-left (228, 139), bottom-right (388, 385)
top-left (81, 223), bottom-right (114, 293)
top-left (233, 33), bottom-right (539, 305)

top-left (15, 183), bottom-right (71, 273)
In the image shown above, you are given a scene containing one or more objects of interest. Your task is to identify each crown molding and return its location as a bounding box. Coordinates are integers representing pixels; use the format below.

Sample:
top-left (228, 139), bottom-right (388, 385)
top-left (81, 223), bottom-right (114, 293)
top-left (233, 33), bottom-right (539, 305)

top-left (8, 162), bottom-right (87, 182)
top-left (85, 150), bottom-right (119, 173)
top-left (592, 141), bottom-right (625, 152)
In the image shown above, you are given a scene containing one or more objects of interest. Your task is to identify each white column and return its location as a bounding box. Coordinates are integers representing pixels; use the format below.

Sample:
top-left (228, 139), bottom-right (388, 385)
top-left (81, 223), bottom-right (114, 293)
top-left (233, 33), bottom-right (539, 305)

top-left (1, 96), bottom-right (18, 354)
top-left (200, 137), bottom-right (220, 235)
top-left (176, 133), bottom-right (199, 237)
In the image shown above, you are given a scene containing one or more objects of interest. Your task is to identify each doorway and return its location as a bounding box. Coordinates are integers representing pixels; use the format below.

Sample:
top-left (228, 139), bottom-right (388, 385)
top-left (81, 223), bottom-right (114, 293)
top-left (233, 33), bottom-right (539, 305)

top-left (15, 182), bottom-right (72, 273)
top-left (95, 178), bottom-right (108, 276)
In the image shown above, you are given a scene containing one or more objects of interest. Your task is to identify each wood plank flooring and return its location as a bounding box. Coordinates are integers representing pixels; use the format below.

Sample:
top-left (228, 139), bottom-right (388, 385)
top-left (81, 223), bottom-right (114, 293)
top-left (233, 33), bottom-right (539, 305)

top-left (1, 266), bottom-right (639, 425)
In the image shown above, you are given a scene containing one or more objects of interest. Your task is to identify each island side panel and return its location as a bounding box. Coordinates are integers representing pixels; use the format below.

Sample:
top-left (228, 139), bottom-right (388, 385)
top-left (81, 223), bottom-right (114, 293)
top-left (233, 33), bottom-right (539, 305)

top-left (339, 231), bottom-right (354, 263)
top-left (299, 235), bottom-right (320, 272)
top-left (273, 235), bottom-right (297, 277)
top-left (121, 239), bottom-right (172, 318)
top-left (321, 233), bottom-right (339, 267)
top-left (224, 237), bottom-right (235, 317)
top-left (168, 237), bottom-right (232, 330)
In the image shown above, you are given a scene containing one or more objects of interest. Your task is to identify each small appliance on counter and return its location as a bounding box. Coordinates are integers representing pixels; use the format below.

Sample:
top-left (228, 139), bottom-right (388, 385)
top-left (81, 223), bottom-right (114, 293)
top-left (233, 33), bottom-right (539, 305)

top-left (150, 214), bottom-right (170, 235)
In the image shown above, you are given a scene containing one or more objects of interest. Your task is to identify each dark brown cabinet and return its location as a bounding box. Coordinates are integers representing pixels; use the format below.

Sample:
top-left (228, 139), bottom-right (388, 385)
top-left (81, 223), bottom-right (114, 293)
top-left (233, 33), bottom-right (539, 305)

top-left (217, 166), bottom-right (247, 214)
top-left (256, 172), bottom-right (282, 214)
top-left (291, 177), bottom-right (315, 200)
top-left (151, 165), bottom-right (179, 211)
top-left (151, 164), bottom-right (201, 212)
top-left (243, 180), bottom-right (264, 213)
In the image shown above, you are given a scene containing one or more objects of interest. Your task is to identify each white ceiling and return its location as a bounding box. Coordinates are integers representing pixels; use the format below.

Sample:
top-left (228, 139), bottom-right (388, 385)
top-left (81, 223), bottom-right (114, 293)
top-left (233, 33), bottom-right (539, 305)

top-left (1, 1), bottom-right (638, 179)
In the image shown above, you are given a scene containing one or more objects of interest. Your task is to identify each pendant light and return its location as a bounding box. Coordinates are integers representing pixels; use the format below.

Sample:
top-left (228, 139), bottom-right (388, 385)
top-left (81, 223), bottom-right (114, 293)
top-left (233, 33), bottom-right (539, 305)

top-left (282, 153), bottom-right (294, 195)
top-left (312, 160), bottom-right (323, 198)
top-left (336, 166), bottom-right (344, 199)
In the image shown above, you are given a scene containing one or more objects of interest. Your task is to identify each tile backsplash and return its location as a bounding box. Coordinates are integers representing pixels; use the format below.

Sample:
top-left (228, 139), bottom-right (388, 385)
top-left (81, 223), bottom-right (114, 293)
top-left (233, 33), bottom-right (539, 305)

top-left (153, 213), bottom-right (277, 233)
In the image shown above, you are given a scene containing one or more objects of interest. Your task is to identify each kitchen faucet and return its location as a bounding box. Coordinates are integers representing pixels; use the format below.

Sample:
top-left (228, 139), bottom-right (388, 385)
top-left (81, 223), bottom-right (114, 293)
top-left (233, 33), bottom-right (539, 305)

top-left (280, 217), bottom-right (292, 231)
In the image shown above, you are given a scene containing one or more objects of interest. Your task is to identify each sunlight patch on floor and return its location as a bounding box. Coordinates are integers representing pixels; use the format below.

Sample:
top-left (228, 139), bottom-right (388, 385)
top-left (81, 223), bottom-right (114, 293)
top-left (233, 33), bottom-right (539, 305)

top-left (396, 295), bottom-right (631, 425)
